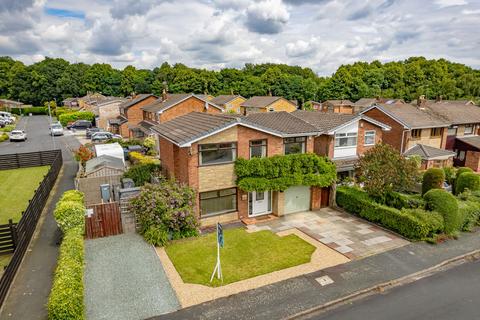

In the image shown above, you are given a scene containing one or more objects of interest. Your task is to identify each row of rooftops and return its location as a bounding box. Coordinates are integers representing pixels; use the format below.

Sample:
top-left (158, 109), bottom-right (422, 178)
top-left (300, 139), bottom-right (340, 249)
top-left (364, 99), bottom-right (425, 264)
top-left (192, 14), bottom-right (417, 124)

top-left (151, 110), bottom-right (390, 147)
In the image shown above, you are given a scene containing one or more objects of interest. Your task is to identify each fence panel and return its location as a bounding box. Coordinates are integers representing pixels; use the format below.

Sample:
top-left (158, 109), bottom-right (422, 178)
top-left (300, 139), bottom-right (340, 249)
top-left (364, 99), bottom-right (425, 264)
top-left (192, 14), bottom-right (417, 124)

top-left (0, 150), bottom-right (62, 307)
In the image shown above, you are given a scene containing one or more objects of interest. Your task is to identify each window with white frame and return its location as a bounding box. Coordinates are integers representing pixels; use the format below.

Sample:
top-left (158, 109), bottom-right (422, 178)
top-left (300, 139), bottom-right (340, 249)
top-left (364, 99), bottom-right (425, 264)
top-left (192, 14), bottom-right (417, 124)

top-left (364, 130), bottom-right (375, 146)
top-left (200, 188), bottom-right (237, 217)
top-left (335, 132), bottom-right (357, 148)
top-left (199, 143), bottom-right (237, 165)
top-left (250, 140), bottom-right (267, 158)
top-left (464, 125), bottom-right (474, 135)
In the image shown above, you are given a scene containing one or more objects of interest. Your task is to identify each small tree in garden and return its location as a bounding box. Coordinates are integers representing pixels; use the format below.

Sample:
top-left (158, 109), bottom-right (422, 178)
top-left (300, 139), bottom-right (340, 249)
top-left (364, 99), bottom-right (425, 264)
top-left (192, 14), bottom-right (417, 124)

top-left (357, 144), bottom-right (419, 199)
top-left (73, 145), bottom-right (93, 166)
top-left (456, 172), bottom-right (480, 195)
top-left (422, 168), bottom-right (445, 195)
top-left (130, 181), bottom-right (199, 246)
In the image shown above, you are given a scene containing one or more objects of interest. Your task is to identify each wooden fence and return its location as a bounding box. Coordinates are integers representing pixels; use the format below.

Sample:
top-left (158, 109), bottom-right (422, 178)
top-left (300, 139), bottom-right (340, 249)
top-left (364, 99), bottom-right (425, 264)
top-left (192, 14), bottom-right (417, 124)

top-left (85, 202), bottom-right (123, 239)
top-left (0, 220), bottom-right (18, 256)
top-left (0, 150), bottom-right (62, 307)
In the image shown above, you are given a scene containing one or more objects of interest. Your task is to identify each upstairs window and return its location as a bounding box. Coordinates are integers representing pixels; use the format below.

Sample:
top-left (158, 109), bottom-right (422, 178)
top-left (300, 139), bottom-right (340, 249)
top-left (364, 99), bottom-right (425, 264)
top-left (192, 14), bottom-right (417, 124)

top-left (411, 129), bottom-right (422, 139)
top-left (464, 125), bottom-right (474, 135)
top-left (199, 143), bottom-right (237, 165)
top-left (364, 130), bottom-right (376, 146)
top-left (447, 127), bottom-right (457, 136)
top-left (430, 128), bottom-right (442, 138)
top-left (250, 140), bottom-right (267, 158)
top-left (335, 132), bottom-right (357, 148)
top-left (284, 137), bottom-right (306, 155)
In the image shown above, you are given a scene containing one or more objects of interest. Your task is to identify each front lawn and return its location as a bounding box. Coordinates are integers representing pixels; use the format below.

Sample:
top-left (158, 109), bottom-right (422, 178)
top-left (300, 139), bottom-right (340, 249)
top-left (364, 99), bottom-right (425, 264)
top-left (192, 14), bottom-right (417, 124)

top-left (0, 166), bottom-right (50, 224)
top-left (165, 228), bottom-right (315, 286)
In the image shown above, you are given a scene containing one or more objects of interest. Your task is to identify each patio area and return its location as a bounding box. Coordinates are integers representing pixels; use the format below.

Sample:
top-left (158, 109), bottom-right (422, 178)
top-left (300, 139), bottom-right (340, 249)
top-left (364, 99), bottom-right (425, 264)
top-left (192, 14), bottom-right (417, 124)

top-left (246, 208), bottom-right (409, 260)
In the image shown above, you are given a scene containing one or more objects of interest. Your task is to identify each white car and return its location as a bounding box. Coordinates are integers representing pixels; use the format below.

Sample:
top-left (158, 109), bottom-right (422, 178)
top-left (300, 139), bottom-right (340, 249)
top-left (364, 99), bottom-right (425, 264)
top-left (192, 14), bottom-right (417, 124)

top-left (9, 130), bottom-right (27, 142)
top-left (49, 123), bottom-right (64, 136)
top-left (0, 112), bottom-right (15, 124)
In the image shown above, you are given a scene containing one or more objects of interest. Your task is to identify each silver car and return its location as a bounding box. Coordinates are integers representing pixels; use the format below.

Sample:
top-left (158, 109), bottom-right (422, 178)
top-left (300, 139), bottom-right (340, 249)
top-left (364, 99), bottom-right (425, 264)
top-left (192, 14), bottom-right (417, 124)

top-left (9, 130), bottom-right (27, 142)
top-left (50, 124), bottom-right (64, 136)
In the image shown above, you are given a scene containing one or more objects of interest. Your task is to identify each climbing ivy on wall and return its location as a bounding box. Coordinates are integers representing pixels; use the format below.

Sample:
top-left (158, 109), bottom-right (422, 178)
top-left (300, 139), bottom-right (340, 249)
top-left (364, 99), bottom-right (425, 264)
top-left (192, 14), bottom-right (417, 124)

top-left (234, 153), bottom-right (337, 192)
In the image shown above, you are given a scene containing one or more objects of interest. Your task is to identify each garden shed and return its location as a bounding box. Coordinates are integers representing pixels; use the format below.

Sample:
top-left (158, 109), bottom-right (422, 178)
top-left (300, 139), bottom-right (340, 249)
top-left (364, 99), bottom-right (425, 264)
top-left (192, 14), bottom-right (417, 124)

top-left (94, 143), bottom-right (125, 165)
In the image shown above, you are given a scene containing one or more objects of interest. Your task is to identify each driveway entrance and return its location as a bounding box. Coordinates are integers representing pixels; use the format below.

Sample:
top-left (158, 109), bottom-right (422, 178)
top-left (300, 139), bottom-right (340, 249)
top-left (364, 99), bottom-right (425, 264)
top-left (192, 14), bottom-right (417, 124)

top-left (247, 208), bottom-right (409, 259)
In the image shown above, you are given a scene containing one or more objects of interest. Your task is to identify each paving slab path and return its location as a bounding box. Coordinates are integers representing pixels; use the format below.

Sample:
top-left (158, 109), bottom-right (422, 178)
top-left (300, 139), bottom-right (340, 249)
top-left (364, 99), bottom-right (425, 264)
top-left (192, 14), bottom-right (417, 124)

top-left (84, 233), bottom-right (179, 320)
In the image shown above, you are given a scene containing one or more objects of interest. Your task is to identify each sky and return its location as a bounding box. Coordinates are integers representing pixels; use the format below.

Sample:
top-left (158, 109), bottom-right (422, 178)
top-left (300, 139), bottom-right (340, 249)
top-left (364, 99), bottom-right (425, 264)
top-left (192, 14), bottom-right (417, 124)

top-left (0, 0), bottom-right (479, 75)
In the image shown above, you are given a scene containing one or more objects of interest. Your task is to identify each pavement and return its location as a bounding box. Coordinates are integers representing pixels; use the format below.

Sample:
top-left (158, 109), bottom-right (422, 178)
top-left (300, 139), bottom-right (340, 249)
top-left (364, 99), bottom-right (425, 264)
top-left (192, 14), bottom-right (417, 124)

top-left (148, 228), bottom-right (480, 320)
top-left (304, 259), bottom-right (480, 320)
top-left (84, 233), bottom-right (179, 320)
top-left (0, 115), bottom-right (80, 320)
top-left (247, 209), bottom-right (409, 260)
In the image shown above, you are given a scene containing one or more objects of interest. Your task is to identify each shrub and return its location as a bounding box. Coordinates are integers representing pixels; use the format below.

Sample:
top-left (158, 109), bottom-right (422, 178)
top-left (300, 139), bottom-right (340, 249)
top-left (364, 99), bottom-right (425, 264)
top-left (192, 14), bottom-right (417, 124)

top-left (0, 133), bottom-right (8, 142)
top-left (457, 200), bottom-right (480, 232)
top-left (58, 111), bottom-right (95, 126)
top-left (53, 201), bottom-right (86, 233)
top-left (54, 107), bottom-right (77, 117)
top-left (129, 151), bottom-right (159, 165)
top-left (130, 182), bottom-right (199, 246)
top-left (402, 208), bottom-right (444, 235)
top-left (47, 230), bottom-right (85, 320)
top-left (423, 189), bottom-right (460, 234)
top-left (74, 145), bottom-right (94, 165)
top-left (336, 186), bottom-right (440, 239)
top-left (455, 172), bottom-right (480, 195)
top-left (0, 124), bottom-right (15, 132)
top-left (10, 107), bottom-right (48, 115)
top-left (383, 191), bottom-right (425, 210)
top-left (422, 168), bottom-right (445, 195)
top-left (60, 190), bottom-right (84, 203)
top-left (443, 167), bottom-right (456, 186)
top-left (123, 163), bottom-right (161, 186)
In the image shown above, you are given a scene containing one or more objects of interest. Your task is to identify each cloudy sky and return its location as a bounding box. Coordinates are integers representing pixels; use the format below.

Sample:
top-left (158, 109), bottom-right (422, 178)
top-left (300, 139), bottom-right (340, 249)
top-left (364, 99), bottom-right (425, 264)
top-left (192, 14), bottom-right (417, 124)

top-left (1, 0), bottom-right (479, 75)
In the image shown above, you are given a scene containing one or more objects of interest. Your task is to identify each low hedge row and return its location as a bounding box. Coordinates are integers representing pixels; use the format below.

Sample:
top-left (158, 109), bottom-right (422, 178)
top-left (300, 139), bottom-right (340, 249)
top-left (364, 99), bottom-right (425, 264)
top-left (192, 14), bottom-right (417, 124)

top-left (382, 191), bottom-right (425, 210)
top-left (53, 189), bottom-right (85, 234)
top-left (58, 111), bottom-right (95, 126)
top-left (47, 229), bottom-right (85, 320)
top-left (10, 107), bottom-right (48, 115)
top-left (0, 133), bottom-right (8, 142)
top-left (458, 200), bottom-right (480, 232)
top-left (336, 186), bottom-right (442, 239)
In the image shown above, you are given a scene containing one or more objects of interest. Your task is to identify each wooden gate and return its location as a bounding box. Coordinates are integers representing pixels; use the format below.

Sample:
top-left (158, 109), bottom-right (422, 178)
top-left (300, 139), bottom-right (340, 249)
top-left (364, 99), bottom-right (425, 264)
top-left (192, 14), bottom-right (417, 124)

top-left (85, 202), bottom-right (123, 239)
top-left (320, 187), bottom-right (330, 208)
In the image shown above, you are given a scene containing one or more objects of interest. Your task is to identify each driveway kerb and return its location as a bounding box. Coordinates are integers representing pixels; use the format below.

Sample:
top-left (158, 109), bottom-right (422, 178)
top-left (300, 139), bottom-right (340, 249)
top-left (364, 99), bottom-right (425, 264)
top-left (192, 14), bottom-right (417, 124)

top-left (287, 249), bottom-right (480, 320)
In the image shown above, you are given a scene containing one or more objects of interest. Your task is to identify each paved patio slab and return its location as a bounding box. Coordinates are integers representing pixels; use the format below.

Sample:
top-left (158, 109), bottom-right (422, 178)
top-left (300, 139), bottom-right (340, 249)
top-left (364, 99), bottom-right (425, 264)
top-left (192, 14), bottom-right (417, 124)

top-left (84, 233), bottom-right (179, 320)
top-left (247, 208), bottom-right (409, 259)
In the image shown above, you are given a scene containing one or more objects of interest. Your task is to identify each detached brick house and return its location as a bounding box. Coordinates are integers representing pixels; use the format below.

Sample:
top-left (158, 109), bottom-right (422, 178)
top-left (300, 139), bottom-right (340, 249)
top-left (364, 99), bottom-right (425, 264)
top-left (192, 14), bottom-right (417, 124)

top-left (322, 100), bottom-right (357, 114)
top-left (210, 95), bottom-right (246, 114)
top-left (115, 94), bottom-right (158, 137)
top-left (151, 110), bottom-right (390, 226)
top-left (240, 96), bottom-right (297, 115)
top-left (360, 102), bottom-right (451, 159)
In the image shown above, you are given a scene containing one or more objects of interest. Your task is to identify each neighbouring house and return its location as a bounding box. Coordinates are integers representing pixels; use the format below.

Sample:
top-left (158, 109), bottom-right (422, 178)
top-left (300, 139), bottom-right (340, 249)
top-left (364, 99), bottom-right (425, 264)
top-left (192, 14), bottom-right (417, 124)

top-left (360, 102), bottom-right (450, 156)
top-left (291, 110), bottom-right (391, 179)
top-left (138, 93), bottom-right (224, 139)
top-left (77, 155), bottom-right (126, 205)
top-left (97, 97), bottom-right (127, 131)
top-left (240, 96), bottom-right (297, 115)
top-left (453, 136), bottom-right (480, 171)
top-left (306, 101), bottom-right (323, 111)
top-left (62, 97), bottom-right (79, 108)
top-left (77, 92), bottom-right (107, 111)
top-left (196, 94), bottom-right (215, 101)
top-left (354, 98), bottom-right (405, 112)
top-left (404, 144), bottom-right (455, 170)
top-left (151, 110), bottom-right (389, 226)
top-left (210, 95), bottom-right (247, 113)
top-left (116, 94), bottom-right (158, 138)
top-left (0, 99), bottom-right (24, 111)
top-left (420, 99), bottom-right (480, 150)
top-left (322, 100), bottom-right (356, 114)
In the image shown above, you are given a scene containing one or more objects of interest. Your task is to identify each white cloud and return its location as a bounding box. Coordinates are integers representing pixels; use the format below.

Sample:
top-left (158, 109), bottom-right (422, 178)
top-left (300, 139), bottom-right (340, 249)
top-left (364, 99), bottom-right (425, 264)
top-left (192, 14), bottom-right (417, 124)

top-left (435, 0), bottom-right (468, 8)
top-left (245, 0), bottom-right (289, 34)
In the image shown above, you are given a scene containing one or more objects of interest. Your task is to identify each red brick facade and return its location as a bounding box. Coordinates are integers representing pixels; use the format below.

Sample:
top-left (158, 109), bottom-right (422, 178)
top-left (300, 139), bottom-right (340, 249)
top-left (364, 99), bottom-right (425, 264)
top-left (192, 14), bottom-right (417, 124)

top-left (119, 96), bottom-right (158, 137)
top-left (364, 108), bottom-right (406, 151)
top-left (158, 97), bottom-right (222, 123)
top-left (357, 119), bottom-right (383, 155)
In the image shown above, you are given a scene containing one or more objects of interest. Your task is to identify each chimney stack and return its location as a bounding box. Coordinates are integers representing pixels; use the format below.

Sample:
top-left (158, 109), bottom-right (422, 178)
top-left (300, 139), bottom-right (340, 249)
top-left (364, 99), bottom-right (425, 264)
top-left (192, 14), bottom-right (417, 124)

top-left (416, 95), bottom-right (426, 108)
top-left (162, 88), bottom-right (167, 101)
top-left (436, 95), bottom-right (442, 102)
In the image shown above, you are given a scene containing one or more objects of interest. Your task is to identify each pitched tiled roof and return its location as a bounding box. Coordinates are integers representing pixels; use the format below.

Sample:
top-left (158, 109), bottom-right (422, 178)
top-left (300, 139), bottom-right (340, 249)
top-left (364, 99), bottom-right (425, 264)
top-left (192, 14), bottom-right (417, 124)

top-left (404, 144), bottom-right (455, 160)
top-left (423, 100), bottom-right (480, 125)
top-left (141, 93), bottom-right (223, 113)
top-left (120, 94), bottom-right (156, 110)
top-left (211, 95), bottom-right (243, 106)
top-left (243, 112), bottom-right (319, 136)
top-left (151, 112), bottom-right (240, 146)
top-left (292, 110), bottom-right (357, 132)
top-left (456, 136), bottom-right (480, 150)
top-left (241, 96), bottom-right (285, 108)
top-left (85, 155), bottom-right (125, 175)
top-left (323, 99), bottom-right (354, 105)
top-left (366, 103), bottom-right (450, 129)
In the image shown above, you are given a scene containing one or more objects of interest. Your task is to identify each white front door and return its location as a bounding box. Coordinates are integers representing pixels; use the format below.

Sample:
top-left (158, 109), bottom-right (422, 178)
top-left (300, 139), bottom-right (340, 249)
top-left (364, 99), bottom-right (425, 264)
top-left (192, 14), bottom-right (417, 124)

top-left (249, 191), bottom-right (271, 216)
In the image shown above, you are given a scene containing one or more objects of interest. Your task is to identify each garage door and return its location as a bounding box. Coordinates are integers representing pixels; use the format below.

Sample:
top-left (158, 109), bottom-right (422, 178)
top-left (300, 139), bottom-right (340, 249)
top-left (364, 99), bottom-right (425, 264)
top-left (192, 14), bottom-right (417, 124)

top-left (284, 186), bottom-right (311, 214)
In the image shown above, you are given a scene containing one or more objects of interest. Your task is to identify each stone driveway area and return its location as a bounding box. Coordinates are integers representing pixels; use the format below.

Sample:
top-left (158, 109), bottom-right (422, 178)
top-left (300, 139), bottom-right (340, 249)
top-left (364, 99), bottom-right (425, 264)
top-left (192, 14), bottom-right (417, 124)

top-left (247, 208), bottom-right (409, 260)
top-left (84, 233), bottom-right (179, 320)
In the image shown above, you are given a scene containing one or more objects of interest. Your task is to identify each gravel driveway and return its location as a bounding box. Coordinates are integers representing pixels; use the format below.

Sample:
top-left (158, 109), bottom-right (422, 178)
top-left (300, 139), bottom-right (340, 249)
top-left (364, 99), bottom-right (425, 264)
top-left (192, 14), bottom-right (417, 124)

top-left (84, 233), bottom-right (179, 320)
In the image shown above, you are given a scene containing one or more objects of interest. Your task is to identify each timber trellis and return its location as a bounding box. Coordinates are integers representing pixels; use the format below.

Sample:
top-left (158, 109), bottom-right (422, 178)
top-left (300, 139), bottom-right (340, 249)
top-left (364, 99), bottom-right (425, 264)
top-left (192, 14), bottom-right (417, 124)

top-left (0, 149), bottom-right (63, 307)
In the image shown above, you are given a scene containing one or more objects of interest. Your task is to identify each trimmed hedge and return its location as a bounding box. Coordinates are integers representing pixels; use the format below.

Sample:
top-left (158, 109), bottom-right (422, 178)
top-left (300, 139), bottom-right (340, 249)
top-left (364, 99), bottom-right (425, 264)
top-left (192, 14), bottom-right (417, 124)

top-left (383, 191), bottom-right (425, 210)
top-left (458, 200), bottom-right (480, 232)
top-left (336, 186), bottom-right (442, 239)
top-left (123, 163), bottom-right (161, 186)
top-left (10, 107), bottom-right (48, 115)
top-left (422, 168), bottom-right (445, 195)
top-left (455, 172), bottom-right (480, 195)
top-left (58, 111), bottom-right (95, 126)
top-left (47, 229), bottom-right (85, 320)
top-left (0, 133), bottom-right (8, 142)
top-left (60, 190), bottom-right (85, 203)
top-left (53, 201), bottom-right (85, 233)
top-left (423, 189), bottom-right (460, 234)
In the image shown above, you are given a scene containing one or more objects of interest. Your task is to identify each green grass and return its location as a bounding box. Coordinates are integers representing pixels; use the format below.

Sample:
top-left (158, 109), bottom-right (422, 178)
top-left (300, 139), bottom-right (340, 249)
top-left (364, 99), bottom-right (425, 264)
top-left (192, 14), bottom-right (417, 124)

top-left (0, 166), bottom-right (50, 224)
top-left (165, 228), bottom-right (315, 286)
top-left (0, 254), bottom-right (11, 271)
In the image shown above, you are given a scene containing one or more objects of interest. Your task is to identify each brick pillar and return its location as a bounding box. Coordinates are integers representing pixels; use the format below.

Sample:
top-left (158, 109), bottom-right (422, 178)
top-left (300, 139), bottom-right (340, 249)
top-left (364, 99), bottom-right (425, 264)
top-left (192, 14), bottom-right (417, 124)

top-left (272, 191), bottom-right (285, 217)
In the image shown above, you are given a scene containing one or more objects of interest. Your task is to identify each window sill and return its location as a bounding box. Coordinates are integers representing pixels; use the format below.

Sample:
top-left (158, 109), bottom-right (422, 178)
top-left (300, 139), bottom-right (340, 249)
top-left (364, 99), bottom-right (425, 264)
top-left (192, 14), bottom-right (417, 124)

top-left (334, 146), bottom-right (357, 150)
top-left (363, 143), bottom-right (375, 146)
top-left (198, 161), bottom-right (235, 167)
top-left (200, 210), bottom-right (237, 219)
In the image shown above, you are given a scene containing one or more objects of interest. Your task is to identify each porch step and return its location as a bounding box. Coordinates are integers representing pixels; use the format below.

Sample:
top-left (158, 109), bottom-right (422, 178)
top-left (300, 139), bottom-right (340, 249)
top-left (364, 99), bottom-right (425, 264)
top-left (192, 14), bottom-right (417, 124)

top-left (241, 214), bottom-right (278, 225)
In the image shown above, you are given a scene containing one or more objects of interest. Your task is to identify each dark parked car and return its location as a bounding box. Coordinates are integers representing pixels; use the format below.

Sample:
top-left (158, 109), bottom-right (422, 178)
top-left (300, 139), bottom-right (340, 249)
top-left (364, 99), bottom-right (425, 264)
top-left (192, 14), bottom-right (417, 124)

top-left (86, 127), bottom-right (102, 138)
top-left (67, 120), bottom-right (92, 130)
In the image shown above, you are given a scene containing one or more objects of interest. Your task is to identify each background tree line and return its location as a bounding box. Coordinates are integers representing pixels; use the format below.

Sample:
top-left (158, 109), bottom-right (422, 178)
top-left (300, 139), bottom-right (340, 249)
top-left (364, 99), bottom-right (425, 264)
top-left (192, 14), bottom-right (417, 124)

top-left (0, 56), bottom-right (478, 106)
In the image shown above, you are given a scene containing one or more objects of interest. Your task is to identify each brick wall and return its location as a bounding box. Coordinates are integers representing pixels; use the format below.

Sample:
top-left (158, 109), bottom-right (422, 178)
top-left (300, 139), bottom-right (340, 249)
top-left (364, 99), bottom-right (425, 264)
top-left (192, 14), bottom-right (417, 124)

top-left (97, 101), bottom-right (122, 130)
top-left (364, 108), bottom-right (406, 151)
top-left (465, 151), bottom-right (480, 171)
top-left (159, 97), bottom-right (222, 123)
top-left (237, 126), bottom-right (283, 158)
top-left (159, 137), bottom-right (174, 178)
top-left (357, 120), bottom-right (383, 155)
